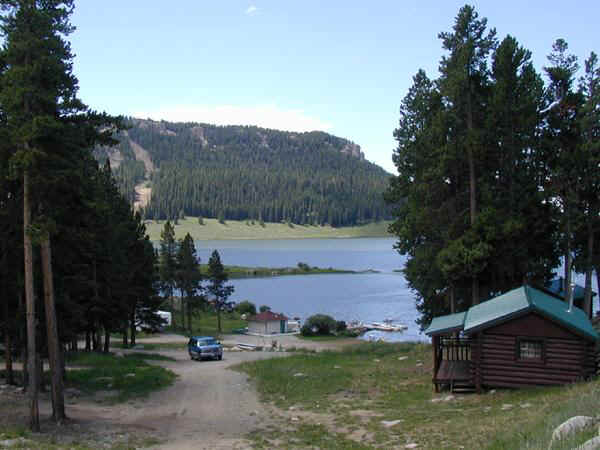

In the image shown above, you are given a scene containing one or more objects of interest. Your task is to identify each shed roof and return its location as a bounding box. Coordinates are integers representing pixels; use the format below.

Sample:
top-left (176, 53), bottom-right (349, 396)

top-left (248, 311), bottom-right (288, 322)
top-left (426, 285), bottom-right (599, 341)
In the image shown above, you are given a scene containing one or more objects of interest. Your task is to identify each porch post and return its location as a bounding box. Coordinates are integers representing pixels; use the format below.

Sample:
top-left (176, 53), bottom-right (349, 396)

top-left (475, 333), bottom-right (482, 394)
top-left (432, 335), bottom-right (440, 393)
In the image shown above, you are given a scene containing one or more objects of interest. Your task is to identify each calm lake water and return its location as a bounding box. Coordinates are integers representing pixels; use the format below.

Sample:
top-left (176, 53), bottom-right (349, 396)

top-left (194, 238), bottom-right (428, 342)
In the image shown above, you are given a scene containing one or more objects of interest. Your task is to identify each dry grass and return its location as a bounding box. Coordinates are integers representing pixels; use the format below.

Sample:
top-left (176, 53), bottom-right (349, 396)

top-left (144, 217), bottom-right (391, 241)
top-left (236, 342), bottom-right (600, 449)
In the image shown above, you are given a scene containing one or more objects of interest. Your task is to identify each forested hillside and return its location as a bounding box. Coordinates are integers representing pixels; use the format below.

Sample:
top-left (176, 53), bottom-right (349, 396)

top-left (94, 119), bottom-right (391, 227)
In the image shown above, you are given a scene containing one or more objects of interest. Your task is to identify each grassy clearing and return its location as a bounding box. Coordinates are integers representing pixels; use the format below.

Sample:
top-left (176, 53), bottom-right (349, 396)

top-left (144, 217), bottom-right (391, 241)
top-left (110, 342), bottom-right (184, 351)
top-left (237, 342), bottom-right (600, 449)
top-left (167, 310), bottom-right (247, 337)
top-left (121, 352), bottom-right (175, 361)
top-left (0, 428), bottom-right (160, 450)
top-left (297, 334), bottom-right (353, 341)
top-left (109, 311), bottom-right (247, 350)
top-left (65, 351), bottom-right (176, 403)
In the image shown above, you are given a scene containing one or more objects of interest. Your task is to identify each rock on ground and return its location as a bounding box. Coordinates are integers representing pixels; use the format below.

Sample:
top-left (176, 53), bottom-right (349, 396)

top-left (577, 436), bottom-right (600, 450)
top-left (551, 416), bottom-right (596, 443)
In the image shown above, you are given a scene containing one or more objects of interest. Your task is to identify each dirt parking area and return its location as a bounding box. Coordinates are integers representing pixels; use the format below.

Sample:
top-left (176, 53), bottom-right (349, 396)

top-left (0, 333), bottom-right (359, 449)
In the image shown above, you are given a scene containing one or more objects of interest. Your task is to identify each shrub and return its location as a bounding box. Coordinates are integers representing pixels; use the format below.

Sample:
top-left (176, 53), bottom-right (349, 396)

top-left (297, 262), bottom-right (310, 271)
top-left (235, 300), bottom-right (257, 316)
top-left (301, 314), bottom-right (337, 336)
top-left (335, 320), bottom-right (347, 333)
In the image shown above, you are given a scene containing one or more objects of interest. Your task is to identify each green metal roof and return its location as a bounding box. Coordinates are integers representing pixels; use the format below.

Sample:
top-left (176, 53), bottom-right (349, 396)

top-left (425, 311), bottom-right (466, 336)
top-left (463, 287), bottom-right (530, 333)
top-left (526, 286), bottom-right (599, 341)
top-left (425, 285), bottom-right (599, 341)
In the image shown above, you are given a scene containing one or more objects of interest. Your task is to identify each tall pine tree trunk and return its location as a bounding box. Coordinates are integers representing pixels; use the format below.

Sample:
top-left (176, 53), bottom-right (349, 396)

top-left (583, 220), bottom-right (594, 318)
top-left (23, 170), bottom-right (39, 431)
top-left (103, 329), bottom-right (110, 353)
top-left (130, 311), bottom-right (137, 347)
top-left (3, 324), bottom-right (14, 385)
top-left (187, 297), bottom-right (192, 333)
top-left (40, 235), bottom-right (66, 422)
top-left (564, 209), bottom-right (573, 304)
top-left (180, 296), bottom-right (185, 332)
top-left (2, 275), bottom-right (14, 385)
top-left (467, 86), bottom-right (479, 306)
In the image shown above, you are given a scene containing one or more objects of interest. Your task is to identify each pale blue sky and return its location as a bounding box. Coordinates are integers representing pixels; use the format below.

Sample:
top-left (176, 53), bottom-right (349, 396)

top-left (70, 1), bottom-right (599, 173)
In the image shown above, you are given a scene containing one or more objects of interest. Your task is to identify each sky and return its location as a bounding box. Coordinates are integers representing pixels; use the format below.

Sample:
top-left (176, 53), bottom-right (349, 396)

top-left (69, 1), bottom-right (599, 174)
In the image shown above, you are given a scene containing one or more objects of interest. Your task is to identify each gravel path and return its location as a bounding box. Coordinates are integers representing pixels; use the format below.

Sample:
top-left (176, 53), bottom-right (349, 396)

top-left (1, 333), bottom-right (359, 449)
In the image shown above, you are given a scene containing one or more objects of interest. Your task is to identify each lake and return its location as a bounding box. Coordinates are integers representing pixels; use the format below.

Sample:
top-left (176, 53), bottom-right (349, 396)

top-left (192, 238), bottom-right (599, 342)
top-left (194, 238), bottom-right (428, 342)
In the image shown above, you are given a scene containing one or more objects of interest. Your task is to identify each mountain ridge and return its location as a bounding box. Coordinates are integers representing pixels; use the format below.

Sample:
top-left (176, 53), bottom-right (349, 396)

top-left (95, 118), bottom-right (391, 227)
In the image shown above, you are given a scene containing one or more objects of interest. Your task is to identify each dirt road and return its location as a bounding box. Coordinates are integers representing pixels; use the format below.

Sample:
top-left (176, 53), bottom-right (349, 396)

top-left (0, 334), bottom-right (359, 449)
top-left (71, 347), bottom-right (285, 449)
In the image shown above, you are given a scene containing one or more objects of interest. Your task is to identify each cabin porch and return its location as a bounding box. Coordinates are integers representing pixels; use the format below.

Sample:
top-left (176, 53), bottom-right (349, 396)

top-left (433, 336), bottom-right (474, 392)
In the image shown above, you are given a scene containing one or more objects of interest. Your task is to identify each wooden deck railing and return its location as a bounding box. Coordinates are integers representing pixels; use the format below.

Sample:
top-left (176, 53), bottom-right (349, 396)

top-left (439, 337), bottom-right (472, 361)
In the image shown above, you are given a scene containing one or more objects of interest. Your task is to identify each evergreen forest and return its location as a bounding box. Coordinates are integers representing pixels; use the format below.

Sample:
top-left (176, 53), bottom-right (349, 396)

top-left (385, 6), bottom-right (600, 329)
top-left (0, 1), bottom-right (162, 428)
top-left (94, 119), bottom-right (392, 227)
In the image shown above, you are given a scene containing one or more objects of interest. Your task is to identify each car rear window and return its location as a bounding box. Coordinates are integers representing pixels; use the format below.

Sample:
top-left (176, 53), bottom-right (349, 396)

top-left (199, 338), bottom-right (217, 345)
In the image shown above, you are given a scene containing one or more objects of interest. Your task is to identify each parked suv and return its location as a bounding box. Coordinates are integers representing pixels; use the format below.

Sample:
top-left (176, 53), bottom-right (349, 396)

top-left (188, 336), bottom-right (223, 361)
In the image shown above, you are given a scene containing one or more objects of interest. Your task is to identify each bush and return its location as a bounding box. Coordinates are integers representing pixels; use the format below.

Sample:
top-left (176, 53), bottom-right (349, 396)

top-left (335, 320), bottom-right (347, 333)
top-left (235, 300), bottom-right (257, 316)
top-left (259, 305), bottom-right (271, 313)
top-left (297, 262), bottom-right (310, 271)
top-left (301, 314), bottom-right (337, 336)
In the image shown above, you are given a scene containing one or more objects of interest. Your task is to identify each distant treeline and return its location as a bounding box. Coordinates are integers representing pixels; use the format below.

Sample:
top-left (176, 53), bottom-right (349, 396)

top-left (95, 119), bottom-right (392, 227)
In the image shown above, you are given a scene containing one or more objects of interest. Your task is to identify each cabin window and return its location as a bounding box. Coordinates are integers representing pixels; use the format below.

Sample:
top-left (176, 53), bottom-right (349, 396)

top-left (518, 339), bottom-right (543, 361)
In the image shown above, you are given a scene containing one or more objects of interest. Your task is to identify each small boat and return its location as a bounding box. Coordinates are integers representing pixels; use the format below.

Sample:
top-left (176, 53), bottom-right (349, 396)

top-left (235, 342), bottom-right (258, 350)
top-left (366, 322), bottom-right (408, 332)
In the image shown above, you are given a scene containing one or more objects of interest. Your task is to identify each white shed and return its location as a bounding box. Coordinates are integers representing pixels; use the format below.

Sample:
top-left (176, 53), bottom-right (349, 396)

top-left (247, 311), bottom-right (289, 335)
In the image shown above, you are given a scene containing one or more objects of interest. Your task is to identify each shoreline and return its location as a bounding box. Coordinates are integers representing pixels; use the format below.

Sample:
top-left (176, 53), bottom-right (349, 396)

top-left (201, 264), bottom-right (380, 279)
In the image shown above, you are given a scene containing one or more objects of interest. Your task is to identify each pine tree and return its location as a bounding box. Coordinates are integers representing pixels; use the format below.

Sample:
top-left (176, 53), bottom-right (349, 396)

top-left (0, 0), bottom-right (86, 426)
top-left (542, 39), bottom-right (582, 304)
top-left (176, 233), bottom-right (202, 333)
top-left (206, 250), bottom-right (234, 333)
top-left (574, 51), bottom-right (600, 317)
top-left (159, 220), bottom-right (178, 319)
top-left (437, 5), bottom-right (497, 306)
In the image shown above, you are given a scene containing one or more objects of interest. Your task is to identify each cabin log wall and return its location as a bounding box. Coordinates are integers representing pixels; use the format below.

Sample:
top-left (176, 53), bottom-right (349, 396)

top-left (477, 312), bottom-right (596, 389)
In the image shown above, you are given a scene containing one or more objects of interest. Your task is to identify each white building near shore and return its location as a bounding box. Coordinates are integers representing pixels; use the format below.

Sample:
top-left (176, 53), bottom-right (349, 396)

top-left (247, 311), bottom-right (289, 335)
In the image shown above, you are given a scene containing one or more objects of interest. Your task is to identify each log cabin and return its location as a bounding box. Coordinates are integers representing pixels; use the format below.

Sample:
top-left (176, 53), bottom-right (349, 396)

top-left (425, 285), bottom-right (599, 393)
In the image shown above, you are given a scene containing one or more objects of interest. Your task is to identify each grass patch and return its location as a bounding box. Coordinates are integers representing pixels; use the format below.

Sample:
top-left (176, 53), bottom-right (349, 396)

top-left (145, 217), bottom-right (391, 241)
top-left (166, 311), bottom-right (247, 337)
top-left (297, 334), bottom-right (352, 341)
top-left (203, 264), bottom-right (356, 279)
top-left (111, 342), bottom-right (184, 351)
top-left (65, 351), bottom-right (176, 403)
top-left (237, 342), bottom-right (600, 449)
top-left (122, 353), bottom-right (175, 361)
top-left (250, 423), bottom-right (372, 449)
top-left (0, 428), bottom-right (161, 449)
